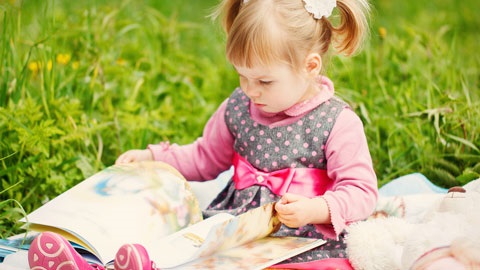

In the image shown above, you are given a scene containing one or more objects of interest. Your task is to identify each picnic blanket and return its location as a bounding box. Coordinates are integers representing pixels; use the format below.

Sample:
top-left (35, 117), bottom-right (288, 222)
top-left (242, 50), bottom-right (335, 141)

top-left (347, 174), bottom-right (480, 270)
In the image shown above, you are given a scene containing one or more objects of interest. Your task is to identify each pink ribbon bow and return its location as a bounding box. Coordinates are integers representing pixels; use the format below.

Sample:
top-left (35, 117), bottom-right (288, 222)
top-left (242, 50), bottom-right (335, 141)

top-left (232, 153), bottom-right (331, 197)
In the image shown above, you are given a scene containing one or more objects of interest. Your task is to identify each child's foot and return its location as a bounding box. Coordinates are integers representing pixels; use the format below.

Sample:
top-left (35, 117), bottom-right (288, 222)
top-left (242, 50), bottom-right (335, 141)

top-left (114, 243), bottom-right (155, 270)
top-left (28, 231), bottom-right (103, 270)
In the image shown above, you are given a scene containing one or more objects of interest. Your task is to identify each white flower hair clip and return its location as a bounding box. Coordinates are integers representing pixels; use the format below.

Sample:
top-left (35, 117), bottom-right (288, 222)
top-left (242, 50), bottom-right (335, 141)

top-left (303, 0), bottom-right (337, 19)
top-left (243, 0), bottom-right (336, 20)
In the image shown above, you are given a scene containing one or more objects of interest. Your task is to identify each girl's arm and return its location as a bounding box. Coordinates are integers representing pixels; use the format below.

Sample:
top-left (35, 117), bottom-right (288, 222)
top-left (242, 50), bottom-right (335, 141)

top-left (320, 108), bottom-right (378, 238)
top-left (276, 108), bottom-right (378, 239)
top-left (148, 99), bottom-right (235, 181)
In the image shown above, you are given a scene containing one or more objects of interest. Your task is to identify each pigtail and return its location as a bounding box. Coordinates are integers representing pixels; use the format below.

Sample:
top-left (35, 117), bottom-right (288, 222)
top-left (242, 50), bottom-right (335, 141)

top-left (211, 0), bottom-right (243, 34)
top-left (330, 0), bottom-right (370, 56)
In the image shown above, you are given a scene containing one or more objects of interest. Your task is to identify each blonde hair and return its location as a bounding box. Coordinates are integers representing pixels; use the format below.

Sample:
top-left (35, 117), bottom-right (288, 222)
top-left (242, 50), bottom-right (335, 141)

top-left (212, 0), bottom-right (370, 71)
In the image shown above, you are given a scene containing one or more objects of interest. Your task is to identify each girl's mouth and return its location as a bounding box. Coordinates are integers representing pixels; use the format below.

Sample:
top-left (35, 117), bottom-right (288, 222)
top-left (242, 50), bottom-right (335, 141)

top-left (253, 101), bottom-right (266, 107)
top-left (253, 102), bottom-right (265, 108)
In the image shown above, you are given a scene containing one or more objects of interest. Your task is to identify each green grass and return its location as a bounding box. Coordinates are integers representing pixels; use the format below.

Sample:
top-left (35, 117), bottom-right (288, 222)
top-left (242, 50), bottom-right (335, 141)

top-left (1, 0), bottom-right (479, 237)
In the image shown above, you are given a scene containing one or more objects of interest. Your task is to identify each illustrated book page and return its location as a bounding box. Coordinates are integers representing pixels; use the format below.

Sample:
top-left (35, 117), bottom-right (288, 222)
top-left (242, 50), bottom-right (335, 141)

top-left (172, 236), bottom-right (326, 270)
top-left (147, 202), bottom-right (326, 269)
top-left (21, 161), bottom-right (202, 265)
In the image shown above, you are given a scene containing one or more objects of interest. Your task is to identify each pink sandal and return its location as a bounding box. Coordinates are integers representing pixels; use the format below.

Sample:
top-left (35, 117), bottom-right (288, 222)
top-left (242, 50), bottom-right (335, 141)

top-left (114, 243), bottom-right (156, 270)
top-left (28, 231), bottom-right (103, 270)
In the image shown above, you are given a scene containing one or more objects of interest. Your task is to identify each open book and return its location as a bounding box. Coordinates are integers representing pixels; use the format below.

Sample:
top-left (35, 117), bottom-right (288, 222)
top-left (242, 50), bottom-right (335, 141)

top-left (147, 203), bottom-right (325, 269)
top-left (19, 161), bottom-right (325, 269)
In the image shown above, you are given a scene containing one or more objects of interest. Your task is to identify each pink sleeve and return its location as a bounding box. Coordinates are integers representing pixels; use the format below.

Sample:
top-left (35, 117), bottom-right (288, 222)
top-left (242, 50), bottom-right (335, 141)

top-left (147, 100), bottom-right (235, 181)
top-left (316, 109), bottom-right (378, 239)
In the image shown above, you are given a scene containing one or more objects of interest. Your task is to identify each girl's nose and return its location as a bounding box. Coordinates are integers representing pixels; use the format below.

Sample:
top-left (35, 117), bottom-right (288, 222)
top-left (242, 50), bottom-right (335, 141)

top-left (243, 82), bottom-right (261, 98)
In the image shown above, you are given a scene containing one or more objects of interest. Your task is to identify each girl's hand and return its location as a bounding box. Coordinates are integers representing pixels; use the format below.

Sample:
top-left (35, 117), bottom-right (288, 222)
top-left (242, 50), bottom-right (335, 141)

top-left (115, 149), bottom-right (153, 164)
top-left (274, 193), bottom-right (330, 228)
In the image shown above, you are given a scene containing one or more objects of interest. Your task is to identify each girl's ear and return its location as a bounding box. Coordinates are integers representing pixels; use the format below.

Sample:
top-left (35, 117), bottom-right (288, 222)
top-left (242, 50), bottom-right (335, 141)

top-left (304, 53), bottom-right (322, 76)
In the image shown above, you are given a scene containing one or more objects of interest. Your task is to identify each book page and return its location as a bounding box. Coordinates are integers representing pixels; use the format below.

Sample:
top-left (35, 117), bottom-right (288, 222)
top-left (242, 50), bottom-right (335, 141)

top-left (197, 202), bottom-right (281, 256)
top-left (170, 237), bottom-right (326, 270)
top-left (146, 213), bottom-right (234, 268)
top-left (151, 202), bottom-right (281, 268)
top-left (22, 162), bottom-right (202, 265)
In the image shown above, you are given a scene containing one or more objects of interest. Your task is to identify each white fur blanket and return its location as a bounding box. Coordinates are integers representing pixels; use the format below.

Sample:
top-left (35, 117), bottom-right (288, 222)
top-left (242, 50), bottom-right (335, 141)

top-left (346, 177), bottom-right (480, 270)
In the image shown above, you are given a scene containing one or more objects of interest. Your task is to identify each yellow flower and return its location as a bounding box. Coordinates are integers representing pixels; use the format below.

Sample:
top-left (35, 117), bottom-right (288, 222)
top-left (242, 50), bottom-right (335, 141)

top-left (116, 58), bottom-right (126, 66)
top-left (28, 61), bottom-right (41, 73)
top-left (379, 27), bottom-right (387, 39)
top-left (72, 61), bottom-right (80, 70)
top-left (28, 60), bottom-right (53, 73)
top-left (56, 53), bottom-right (71, 65)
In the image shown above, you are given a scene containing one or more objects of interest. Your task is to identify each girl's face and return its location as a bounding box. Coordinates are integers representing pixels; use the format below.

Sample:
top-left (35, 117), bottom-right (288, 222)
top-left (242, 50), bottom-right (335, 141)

top-left (234, 62), bottom-right (314, 114)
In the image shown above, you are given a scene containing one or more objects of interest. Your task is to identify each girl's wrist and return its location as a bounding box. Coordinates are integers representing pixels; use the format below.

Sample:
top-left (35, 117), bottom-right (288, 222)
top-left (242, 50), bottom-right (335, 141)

top-left (309, 196), bottom-right (331, 225)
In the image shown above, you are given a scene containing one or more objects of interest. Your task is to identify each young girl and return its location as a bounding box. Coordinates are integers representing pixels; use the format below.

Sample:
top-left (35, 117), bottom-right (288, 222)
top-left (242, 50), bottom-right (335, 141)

top-left (29, 0), bottom-right (377, 269)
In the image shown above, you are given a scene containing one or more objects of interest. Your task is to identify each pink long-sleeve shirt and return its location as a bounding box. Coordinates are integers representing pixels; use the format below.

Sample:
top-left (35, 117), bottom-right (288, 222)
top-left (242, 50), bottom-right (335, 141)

top-left (148, 77), bottom-right (378, 238)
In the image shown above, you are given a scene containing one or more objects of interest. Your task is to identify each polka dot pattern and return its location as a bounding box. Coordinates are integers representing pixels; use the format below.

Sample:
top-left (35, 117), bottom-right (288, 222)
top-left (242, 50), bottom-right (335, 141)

top-left (224, 89), bottom-right (346, 172)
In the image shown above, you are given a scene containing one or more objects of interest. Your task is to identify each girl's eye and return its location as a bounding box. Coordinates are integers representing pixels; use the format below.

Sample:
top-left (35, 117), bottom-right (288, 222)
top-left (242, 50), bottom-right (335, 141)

top-left (259, 80), bottom-right (273, 85)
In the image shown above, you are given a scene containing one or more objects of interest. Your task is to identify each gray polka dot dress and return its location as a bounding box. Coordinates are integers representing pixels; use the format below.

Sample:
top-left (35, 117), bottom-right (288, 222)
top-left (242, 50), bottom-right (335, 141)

top-left (203, 89), bottom-right (350, 265)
